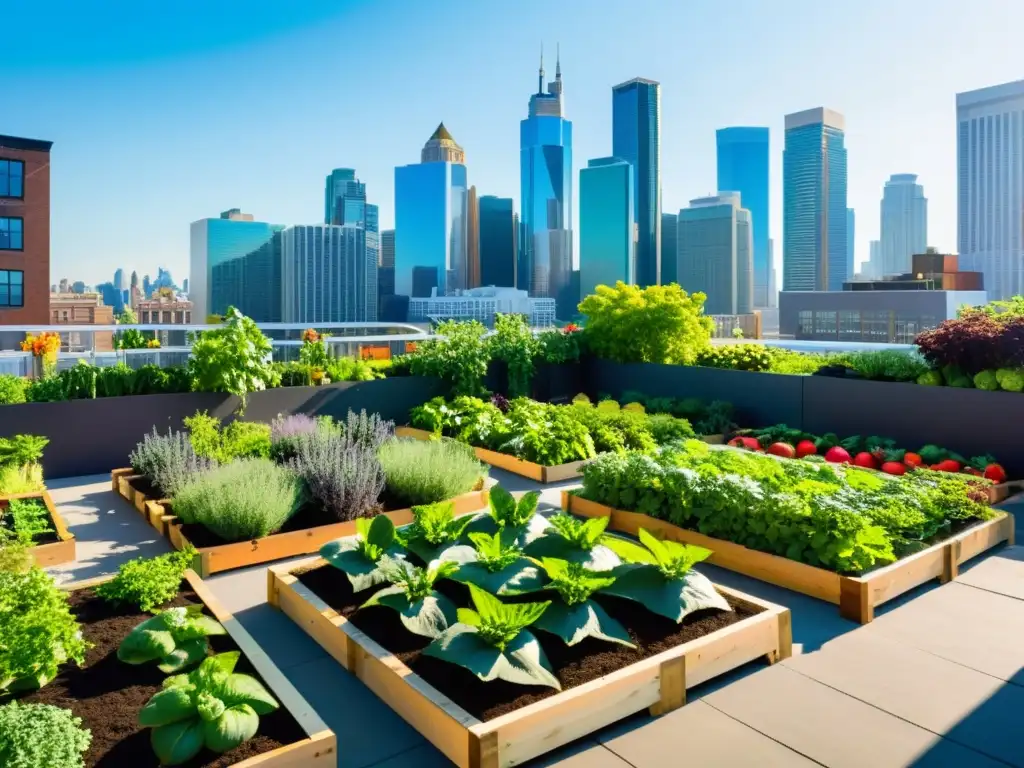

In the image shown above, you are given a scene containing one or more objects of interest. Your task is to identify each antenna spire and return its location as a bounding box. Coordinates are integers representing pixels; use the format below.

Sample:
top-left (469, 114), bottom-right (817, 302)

top-left (538, 43), bottom-right (545, 93)
top-left (556, 43), bottom-right (561, 79)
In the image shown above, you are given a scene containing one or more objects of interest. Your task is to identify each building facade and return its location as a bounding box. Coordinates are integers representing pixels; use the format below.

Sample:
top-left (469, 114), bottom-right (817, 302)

top-left (580, 157), bottom-right (634, 300)
top-left (520, 52), bottom-right (573, 316)
top-left (716, 127), bottom-right (769, 306)
top-left (677, 193), bottom-right (753, 315)
top-left (467, 186), bottom-right (480, 288)
top-left (478, 196), bottom-right (516, 288)
top-left (957, 79), bottom-right (1024, 300)
top-left (783, 108), bottom-right (848, 291)
top-left (380, 229), bottom-right (395, 268)
top-left (612, 78), bottom-right (660, 288)
top-left (407, 286), bottom-right (556, 328)
top-left (280, 224), bottom-right (377, 323)
top-left (395, 125), bottom-right (469, 298)
top-left (661, 212), bottom-right (678, 285)
top-left (846, 208), bottom-right (855, 282)
top-left (135, 295), bottom-right (193, 346)
top-left (880, 174), bottom-right (928, 277)
top-left (50, 292), bottom-right (114, 352)
top-left (0, 135), bottom-right (52, 333)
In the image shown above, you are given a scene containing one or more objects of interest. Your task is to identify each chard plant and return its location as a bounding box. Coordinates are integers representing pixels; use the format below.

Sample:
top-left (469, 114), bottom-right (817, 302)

top-left (401, 501), bottom-right (475, 562)
top-left (320, 515), bottom-right (404, 591)
top-left (440, 530), bottom-right (545, 595)
top-left (602, 528), bottom-right (731, 622)
top-left (532, 558), bottom-right (634, 648)
top-left (525, 513), bottom-right (621, 571)
top-left (138, 652), bottom-right (279, 766)
top-left (117, 606), bottom-right (226, 673)
top-left (360, 556), bottom-right (459, 639)
top-left (466, 485), bottom-right (548, 546)
top-left (425, 583), bottom-right (560, 690)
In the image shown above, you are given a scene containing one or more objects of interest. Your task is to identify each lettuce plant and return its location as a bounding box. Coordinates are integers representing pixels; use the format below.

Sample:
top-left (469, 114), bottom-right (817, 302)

top-left (320, 515), bottom-right (405, 591)
top-left (139, 652), bottom-right (278, 766)
top-left (470, 485), bottom-right (549, 547)
top-left (532, 558), bottom-right (634, 648)
top-left (440, 531), bottom-right (545, 595)
top-left (603, 529), bottom-right (730, 622)
top-left (526, 513), bottom-right (621, 571)
top-left (401, 501), bottom-right (475, 562)
top-left (424, 583), bottom-right (559, 689)
top-left (360, 556), bottom-right (459, 639)
top-left (117, 606), bottom-right (226, 673)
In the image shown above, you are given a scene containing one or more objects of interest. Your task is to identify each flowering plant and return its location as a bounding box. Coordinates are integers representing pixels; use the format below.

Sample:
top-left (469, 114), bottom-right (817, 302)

top-left (21, 332), bottom-right (61, 378)
top-left (299, 329), bottom-right (331, 375)
top-left (562, 323), bottom-right (581, 334)
top-left (147, 338), bottom-right (161, 349)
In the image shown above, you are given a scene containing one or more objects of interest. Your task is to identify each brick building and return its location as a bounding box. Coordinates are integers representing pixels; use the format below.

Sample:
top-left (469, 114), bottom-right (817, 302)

top-left (50, 292), bottom-right (115, 352)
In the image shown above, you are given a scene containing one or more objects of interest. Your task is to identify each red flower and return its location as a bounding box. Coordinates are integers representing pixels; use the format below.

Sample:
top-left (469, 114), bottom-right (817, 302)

top-left (302, 328), bottom-right (319, 343)
top-left (563, 323), bottom-right (581, 334)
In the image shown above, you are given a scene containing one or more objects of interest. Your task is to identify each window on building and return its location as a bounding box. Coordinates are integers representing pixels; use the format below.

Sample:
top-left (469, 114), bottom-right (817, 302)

top-left (813, 311), bottom-right (838, 339)
top-left (0, 160), bottom-right (24, 198)
top-left (797, 310), bottom-right (813, 337)
top-left (838, 311), bottom-right (862, 341)
top-left (862, 310), bottom-right (891, 342)
top-left (0, 217), bottom-right (23, 250)
top-left (0, 270), bottom-right (24, 307)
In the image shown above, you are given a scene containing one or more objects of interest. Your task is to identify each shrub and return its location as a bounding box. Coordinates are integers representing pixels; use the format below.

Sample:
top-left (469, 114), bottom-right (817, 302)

top-left (0, 465), bottom-right (44, 496)
top-left (95, 548), bottom-right (195, 612)
top-left (693, 400), bottom-right (736, 435)
top-left (0, 435), bottom-right (47, 495)
top-left (0, 498), bottom-right (52, 546)
top-left (290, 430), bottom-right (385, 522)
top-left (327, 356), bottom-right (381, 382)
top-left (845, 350), bottom-right (931, 382)
top-left (0, 375), bottom-right (27, 405)
top-left (536, 326), bottom-right (582, 364)
top-left (130, 428), bottom-right (216, 497)
top-left (269, 414), bottom-right (319, 461)
top-left (173, 459), bottom-right (305, 541)
top-left (498, 400), bottom-right (596, 465)
top-left (694, 344), bottom-right (781, 372)
top-left (0, 566), bottom-right (88, 693)
top-left (915, 310), bottom-right (1024, 375)
top-left (489, 313), bottom-right (540, 397)
top-left (187, 306), bottom-right (275, 404)
top-left (0, 701), bottom-right (91, 768)
top-left (183, 411), bottom-right (272, 463)
top-left (340, 408), bottom-right (394, 452)
top-left (647, 413), bottom-right (696, 444)
top-left (408, 319), bottom-right (491, 396)
top-left (578, 282), bottom-right (713, 365)
top-left (379, 438), bottom-right (483, 507)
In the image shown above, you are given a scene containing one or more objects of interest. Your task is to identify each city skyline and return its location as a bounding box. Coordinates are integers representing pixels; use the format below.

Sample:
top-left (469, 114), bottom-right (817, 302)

top-left (7, 0), bottom-right (1022, 284)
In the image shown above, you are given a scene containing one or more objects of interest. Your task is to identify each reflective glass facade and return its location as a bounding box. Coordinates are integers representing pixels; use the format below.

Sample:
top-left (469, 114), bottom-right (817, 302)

top-left (580, 157), bottom-right (634, 301)
top-left (880, 174), bottom-right (927, 276)
top-left (280, 224), bottom-right (377, 323)
top-left (717, 127), bottom-right (769, 305)
top-left (846, 208), bottom-right (855, 281)
top-left (677, 194), bottom-right (752, 315)
top-left (612, 79), bottom-right (660, 288)
top-left (478, 196), bottom-right (516, 287)
top-left (661, 213), bottom-right (677, 285)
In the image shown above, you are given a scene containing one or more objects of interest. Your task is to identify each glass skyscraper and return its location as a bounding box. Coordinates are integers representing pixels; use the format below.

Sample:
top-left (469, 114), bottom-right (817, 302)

top-left (478, 196), bottom-right (516, 288)
top-left (783, 108), bottom-right (847, 291)
top-left (520, 51), bottom-right (573, 317)
top-left (580, 157), bottom-right (634, 301)
top-left (280, 224), bottom-right (377, 323)
top-left (660, 213), bottom-right (677, 285)
top-left (717, 127), bottom-right (769, 306)
top-left (847, 208), bottom-right (855, 280)
top-left (395, 125), bottom-right (469, 298)
top-left (612, 78), bottom-right (660, 288)
top-left (677, 194), bottom-right (753, 316)
top-left (880, 174), bottom-right (927, 276)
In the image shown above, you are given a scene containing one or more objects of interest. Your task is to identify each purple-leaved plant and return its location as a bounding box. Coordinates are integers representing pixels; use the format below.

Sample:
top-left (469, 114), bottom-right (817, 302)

top-left (129, 428), bottom-right (217, 497)
top-left (269, 414), bottom-right (320, 462)
top-left (289, 429), bottom-right (385, 522)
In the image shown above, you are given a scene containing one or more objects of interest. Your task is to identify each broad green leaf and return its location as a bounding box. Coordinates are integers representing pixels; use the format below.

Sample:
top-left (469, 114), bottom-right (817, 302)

top-left (466, 582), bottom-right (506, 623)
top-left (176, 614), bottom-right (227, 642)
top-left (196, 691), bottom-right (226, 722)
top-left (162, 673), bottom-right (193, 691)
top-left (599, 534), bottom-right (658, 565)
top-left (193, 652), bottom-right (239, 690)
top-left (514, 491), bottom-right (541, 523)
top-left (456, 607), bottom-right (481, 627)
top-left (158, 637), bottom-right (210, 674)
top-left (118, 627), bottom-right (176, 664)
top-left (322, 539), bottom-right (399, 591)
top-left (487, 485), bottom-right (517, 525)
top-left (139, 687), bottom-right (196, 727)
top-left (450, 558), bottom-right (547, 595)
top-left (355, 516), bottom-right (372, 541)
top-left (424, 624), bottom-right (561, 689)
top-left (406, 536), bottom-right (460, 564)
top-left (203, 703), bottom-right (259, 754)
top-left (534, 600), bottom-right (635, 647)
top-left (366, 515), bottom-right (396, 549)
top-left (468, 509), bottom-right (551, 547)
top-left (374, 590), bottom-right (457, 639)
top-left (216, 673), bottom-right (279, 715)
top-left (638, 528), bottom-right (669, 566)
top-left (602, 565), bottom-right (731, 622)
top-left (152, 719), bottom-right (206, 766)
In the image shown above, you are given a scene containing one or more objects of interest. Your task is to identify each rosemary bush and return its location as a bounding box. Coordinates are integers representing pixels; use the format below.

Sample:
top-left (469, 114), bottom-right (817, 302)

top-left (290, 430), bottom-right (385, 522)
top-left (129, 428), bottom-right (216, 497)
top-left (378, 438), bottom-right (483, 507)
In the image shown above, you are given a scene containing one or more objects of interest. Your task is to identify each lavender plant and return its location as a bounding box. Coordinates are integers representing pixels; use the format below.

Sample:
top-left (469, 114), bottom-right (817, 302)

top-left (290, 430), bottom-right (385, 522)
top-left (341, 409), bottom-right (394, 451)
top-left (129, 428), bottom-right (216, 497)
top-left (269, 414), bottom-right (319, 462)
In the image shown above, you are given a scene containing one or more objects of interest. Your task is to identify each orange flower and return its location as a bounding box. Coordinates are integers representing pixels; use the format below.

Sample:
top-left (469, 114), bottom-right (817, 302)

top-left (302, 328), bottom-right (319, 343)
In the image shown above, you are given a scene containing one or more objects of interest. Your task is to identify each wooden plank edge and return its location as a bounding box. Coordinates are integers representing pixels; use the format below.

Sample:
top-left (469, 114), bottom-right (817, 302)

top-left (233, 730), bottom-right (337, 767)
top-left (42, 490), bottom-right (75, 543)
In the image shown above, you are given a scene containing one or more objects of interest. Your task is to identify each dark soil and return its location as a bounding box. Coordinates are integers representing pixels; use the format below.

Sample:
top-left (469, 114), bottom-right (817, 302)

top-left (297, 562), bottom-right (764, 721)
top-left (15, 585), bottom-right (306, 767)
top-left (128, 474), bottom-right (162, 500)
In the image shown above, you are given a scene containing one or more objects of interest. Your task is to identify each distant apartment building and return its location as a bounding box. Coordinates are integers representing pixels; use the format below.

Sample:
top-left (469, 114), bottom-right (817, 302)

top-left (380, 229), bottom-right (395, 268)
top-left (50, 292), bottom-right (114, 352)
top-left (135, 294), bottom-right (193, 346)
top-left (580, 157), bottom-right (634, 300)
top-left (677, 193), bottom-right (753, 315)
top-left (880, 174), bottom-right (928, 276)
top-left (846, 208), bottom-right (855, 283)
top-left (280, 224), bottom-right (377, 323)
top-left (407, 286), bottom-right (556, 328)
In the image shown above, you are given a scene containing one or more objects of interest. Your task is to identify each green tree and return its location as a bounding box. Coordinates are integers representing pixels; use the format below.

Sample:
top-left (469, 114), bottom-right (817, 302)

top-left (578, 282), bottom-right (713, 365)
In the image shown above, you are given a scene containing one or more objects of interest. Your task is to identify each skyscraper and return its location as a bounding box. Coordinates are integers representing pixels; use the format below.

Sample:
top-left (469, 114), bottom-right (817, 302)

top-left (378, 229), bottom-right (395, 307)
top-left (717, 127), bottom-right (769, 306)
top-left (612, 78), bottom-right (660, 287)
top-left (580, 157), bottom-right (634, 300)
top-left (478, 196), bottom-right (517, 288)
top-left (380, 229), bottom-right (395, 268)
top-left (395, 125), bottom-right (469, 298)
top-left (767, 238), bottom-right (777, 308)
top-left (866, 239), bottom-right (882, 279)
top-left (783, 108), bottom-right (847, 291)
top-left (880, 174), bottom-right (928, 277)
top-left (467, 186), bottom-right (480, 288)
top-left (324, 169), bottom-right (356, 225)
top-left (281, 224), bottom-right (377, 323)
top-left (661, 213), bottom-right (678, 285)
top-left (847, 208), bottom-right (855, 281)
top-left (677, 193), bottom-right (752, 315)
top-left (520, 48), bottom-right (573, 316)
top-left (957, 79), bottom-right (1024, 300)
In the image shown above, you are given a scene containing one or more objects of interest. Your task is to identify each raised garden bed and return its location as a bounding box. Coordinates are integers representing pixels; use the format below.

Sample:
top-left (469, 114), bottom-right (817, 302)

top-left (267, 555), bottom-right (791, 768)
top-left (12, 569), bottom-right (336, 767)
top-left (0, 489), bottom-right (76, 567)
top-left (563, 492), bottom-right (1015, 624)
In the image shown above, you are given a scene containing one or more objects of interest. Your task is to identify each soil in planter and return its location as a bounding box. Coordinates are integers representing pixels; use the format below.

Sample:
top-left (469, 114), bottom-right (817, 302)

top-left (15, 585), bottom-right (306, 768)
top-left (127, 474), bottom-right (163, 500)
top-left (297, 563), bottom-right (764, 721)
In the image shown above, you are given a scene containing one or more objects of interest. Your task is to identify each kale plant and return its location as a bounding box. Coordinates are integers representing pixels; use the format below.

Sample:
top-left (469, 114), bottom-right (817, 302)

top-left (440, 530), bottom-right (545, 595)
top-left (400, 501), bottom-right (475, 562)
top-left (526, 513), bottom-right (622, 571)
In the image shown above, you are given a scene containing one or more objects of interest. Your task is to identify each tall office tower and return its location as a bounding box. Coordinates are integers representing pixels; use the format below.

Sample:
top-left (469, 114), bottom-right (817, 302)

top-left (520, 48), bottom-right (573, 316)
top-left (281, 224), bottom-right (377, 322)
top-left (323, 167), bottom-right (380, 296)
top-left (866, 239), bottom-right (882, 279)
top-left (767, 238), bottom-right (777, 308)
top-left (395, 124), bottom-right (469, 297)
top-left (847, 208), bottom-right (855, 281)
top-left (783, 107), bottom-right (847, 291)
top-left (189, 210), bottom-right (284, 321)
top-left (467, 186), bottom-right (480, 288)
top-left (612, 78), bottom-right (660, 287)
top-left (716, 127), bottom-right (769, 305)
top-left (182, 278), bottom-right (189, 296)
top-left (879, 174), bottom-right (928, 277)
top-left (957, 80), bottom-right (1024, 299)
top-left (380, 229), bottom-right (395, 268)
top-left (478, 196), bottom-right (517, 287)
top-left (579, 157), bottom-right (634, 300)
top-left (677, 193), bottom-right (753, 315)
top-left (661, 213), bottom-right (678, 284)
top-left (113, 268), bottom-right (126, 291)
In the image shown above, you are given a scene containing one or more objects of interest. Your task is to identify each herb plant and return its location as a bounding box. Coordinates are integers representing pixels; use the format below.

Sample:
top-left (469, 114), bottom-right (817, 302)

top-left (321, 515), bottom-right (405, 591)
top-left (407, 319), bottom-right (491, 396)
top-left (488, 313), bottom-right (539, 398)
top-left (289, 430), bottom-right (385, 522)
top-left (0, 374), bottom-right (27, 405)
top-left (532, 558), bottom-right (634, 647)
top-left (401, 501), bottom-right (475, 562)
top-left (118, 606), bottom-right (226, 673)
top-left (268, 414), bottom-right (319, 462)
top-left (0, 701), bottom-right (92, 768)
top-left (130, 428), bottom-right (216, 497)
top-left (96, 548), bottom-right (196, 612)
top-left (0, 497), bottom-right (52, 545)
top-left (187, 306), bottom-right (275, 406)
top-left (184, 411), bottom-right (272, 463)
top-left (361, 556), bottom-right (460, 638)
top-left (340, 408), bottom-right (394, 452)
top-left (138, 652), bottom-right (279, 765)
top-left (378, 438), bottom-right (483, 507)
top-left (424, 583), bottom-right (559, 689)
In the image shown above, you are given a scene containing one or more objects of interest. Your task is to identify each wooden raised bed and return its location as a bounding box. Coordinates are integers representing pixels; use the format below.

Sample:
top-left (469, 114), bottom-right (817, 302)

top-left (564, 492), bottom-right (1016, 624)
top-left (52, 569), bottom-right (336, 767)
top-left (267, 556), bottom-right (791, 768)
top-left (1, 490), bottom-right (76, 567)
top-left (111, 467), bottom-right (167, 516)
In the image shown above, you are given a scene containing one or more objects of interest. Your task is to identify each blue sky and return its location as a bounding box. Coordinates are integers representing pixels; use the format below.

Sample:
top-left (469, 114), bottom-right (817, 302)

top-left (5, 0), bottom-right (1023, 285)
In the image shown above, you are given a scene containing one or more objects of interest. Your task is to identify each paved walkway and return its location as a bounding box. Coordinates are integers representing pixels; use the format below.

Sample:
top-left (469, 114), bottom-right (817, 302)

top-left (46, 474), bottom-right (1024, 767)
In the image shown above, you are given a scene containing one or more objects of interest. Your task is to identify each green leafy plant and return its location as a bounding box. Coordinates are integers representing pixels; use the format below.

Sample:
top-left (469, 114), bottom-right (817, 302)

top-left (96, 548), bottom-right (196, 612)
top-left (477, 485), bottom-right (546, 543)
top-left (320, 515), bottom-right (405, 591)
top-left (0, 701), bottom-right (91, 768)
top-left (401, 501), bottom-right (475, 562)
top-left (489, 313), bottom-right (540, 398)
top-left (183, 411), bottom-right (272, 463)
top-left (361, 556), bottom-right (459, 638)
top-left (0, 566), bottom-right (88, 692)
top-left (532, 558), bottom-right (633, 647)
top-left (138, 652), bottom-right (279, 765)
top-left (424, 583), bottom-right (559, 689)
top-left (130, 428), bottom-right (217, 497)
top-left (535, 326), bottom-right (582, 364)
top-left (845, 350), bottom-right (931, 382)
top-left (695, 344), bottom-right (782, 372)
top-left (0, 434), bottom-right (48, 468)
top-left (407, 319), bottom-right (491, 396)
top-left (0, 374), bottom-right (28, 405)
top-left (378, 438), bottom-right (483, 508)
top-left (0, 497), bottom-right (52, 545)
top-left (527, 513), bottom-right (622, 571)
top-left (440, 530), bottom-right (546, 595)
top-left (118, 606), bottom-right (227, 673)
top-left (187, 306), bottom-right (274, 406)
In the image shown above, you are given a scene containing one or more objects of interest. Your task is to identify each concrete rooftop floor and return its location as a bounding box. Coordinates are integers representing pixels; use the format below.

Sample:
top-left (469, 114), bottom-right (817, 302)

top-left (45, 472), bottom-right (1024, 768)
